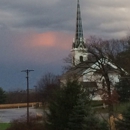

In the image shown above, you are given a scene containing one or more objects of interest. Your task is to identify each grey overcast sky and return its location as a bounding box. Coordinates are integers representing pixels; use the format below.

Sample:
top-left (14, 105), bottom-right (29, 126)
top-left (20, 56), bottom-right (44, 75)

top-left (0, 0), bottom-right (130, 90)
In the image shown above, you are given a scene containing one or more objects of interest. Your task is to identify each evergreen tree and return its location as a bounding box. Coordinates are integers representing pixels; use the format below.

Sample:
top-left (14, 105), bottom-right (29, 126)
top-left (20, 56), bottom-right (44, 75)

top-left (46, 80), bottom-right (82, 130)
top-left (67, 88), bottom-right (90, 129)
top-left (46, 80), bottom-right (108, 130)
top-left (115, 105), bottom-right (130, 130)
top-left (115, 78), bottom-right (130, 102)
top-left (0, 87), bottom-right (6, 104)
top-left (68, 86), bottom-right (108, 130)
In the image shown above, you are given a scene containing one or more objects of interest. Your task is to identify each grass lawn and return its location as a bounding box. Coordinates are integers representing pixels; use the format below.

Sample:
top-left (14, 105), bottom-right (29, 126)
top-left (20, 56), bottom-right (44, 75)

top-left (94, 102), bottom-right (130, 114)
top-left (113, 102), bottom-right (130, 113)
top-left (0, 123), bottom-right (11, 130)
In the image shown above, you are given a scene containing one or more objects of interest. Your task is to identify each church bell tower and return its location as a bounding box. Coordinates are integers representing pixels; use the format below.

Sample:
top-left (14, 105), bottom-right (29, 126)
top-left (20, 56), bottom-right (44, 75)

top-left (71, 0), bottom-right (88, 66)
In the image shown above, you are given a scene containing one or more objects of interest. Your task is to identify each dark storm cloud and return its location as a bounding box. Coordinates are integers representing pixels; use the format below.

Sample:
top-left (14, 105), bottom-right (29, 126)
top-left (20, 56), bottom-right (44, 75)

top-left (81, 0), bottom-right (130, 38)
top-left (0, 0), bottom-right (130, 38)
top-left (0, 0), bottom-right (76, 32)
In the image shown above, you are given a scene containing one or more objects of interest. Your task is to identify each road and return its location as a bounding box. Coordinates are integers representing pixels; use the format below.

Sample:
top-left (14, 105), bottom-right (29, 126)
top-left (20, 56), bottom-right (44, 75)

top-left (0, 107), bottom-right (42, 123)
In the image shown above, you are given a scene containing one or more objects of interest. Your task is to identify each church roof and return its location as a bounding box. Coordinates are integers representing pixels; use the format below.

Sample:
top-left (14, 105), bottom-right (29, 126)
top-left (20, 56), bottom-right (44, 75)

top-left (61, 60), bottom-right (96, 80)
top-left (60, 58), bottom-right (123, 80)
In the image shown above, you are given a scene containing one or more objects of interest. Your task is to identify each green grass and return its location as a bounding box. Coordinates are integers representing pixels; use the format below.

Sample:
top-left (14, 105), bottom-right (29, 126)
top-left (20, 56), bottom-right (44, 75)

top-left (91, 100), bottom-right (103, 107)
top-left (94, 102), bottom-right (130, 114)
top-left (113, 102), bottom-right (130, 113)
top-left (0, 123), bottom-right (11, 130)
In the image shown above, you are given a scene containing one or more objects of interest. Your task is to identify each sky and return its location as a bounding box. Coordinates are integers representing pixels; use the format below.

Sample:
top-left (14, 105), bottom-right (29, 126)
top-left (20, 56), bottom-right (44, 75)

top-left (0, 0), bottom-right (130, 90)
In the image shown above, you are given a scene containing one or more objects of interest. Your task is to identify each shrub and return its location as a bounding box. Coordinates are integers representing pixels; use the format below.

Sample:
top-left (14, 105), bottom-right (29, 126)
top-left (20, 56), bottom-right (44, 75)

top-left (6, 115), bottom-right (45, 130)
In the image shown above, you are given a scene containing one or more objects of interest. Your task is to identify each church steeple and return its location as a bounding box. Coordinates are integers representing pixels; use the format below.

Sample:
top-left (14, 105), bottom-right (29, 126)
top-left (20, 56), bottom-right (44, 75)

top-left (73, 0), bottom-right (86, 48)
top-left (71, 0), bottom-right (88, 66)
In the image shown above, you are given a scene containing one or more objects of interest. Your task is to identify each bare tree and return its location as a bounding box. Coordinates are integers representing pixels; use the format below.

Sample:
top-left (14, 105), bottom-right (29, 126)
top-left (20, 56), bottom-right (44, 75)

top-left (62, 53), bottom-right (73, 72)
top-left (114, 36), bottom-right (130, 73)
top-left (36, 72), bottom-right (60, 104)
top-left (82, 37), bottom-right (129, 130)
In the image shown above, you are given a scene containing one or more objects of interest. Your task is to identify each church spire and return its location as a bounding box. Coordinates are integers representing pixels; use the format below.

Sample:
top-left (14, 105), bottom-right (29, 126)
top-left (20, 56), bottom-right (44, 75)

top-left (73, 0), bottom-right (86, 49)
top-left (76, 0), bottom-right (83, 40)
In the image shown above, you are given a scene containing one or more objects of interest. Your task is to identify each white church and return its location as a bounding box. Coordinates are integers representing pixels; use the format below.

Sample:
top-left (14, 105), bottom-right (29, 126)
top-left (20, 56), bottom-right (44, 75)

top-left (60, 0), bottom-right (126, 100)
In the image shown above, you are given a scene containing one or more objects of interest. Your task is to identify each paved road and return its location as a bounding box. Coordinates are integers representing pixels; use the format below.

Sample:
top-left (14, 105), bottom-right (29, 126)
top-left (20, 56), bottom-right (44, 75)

top-left (0, 107), bottom-right (109, 123)
top-left (0, 107), bottom-right (42, 123)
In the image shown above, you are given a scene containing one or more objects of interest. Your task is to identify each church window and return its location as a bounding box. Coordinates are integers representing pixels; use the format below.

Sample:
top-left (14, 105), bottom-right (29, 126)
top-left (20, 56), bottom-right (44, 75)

top-left (80, 45), bottom-right (82, 48)
top-left (80, 56), bottom-right (83, 62)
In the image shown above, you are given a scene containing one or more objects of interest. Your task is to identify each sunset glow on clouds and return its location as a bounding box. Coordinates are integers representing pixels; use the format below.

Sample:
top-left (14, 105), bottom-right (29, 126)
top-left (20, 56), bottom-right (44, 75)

top-left (10, 30), bottom-right (73, 66)
top-left (30, 32), bottom-right (56, 47)
top-left (28, 31), bottom-right (72, 49)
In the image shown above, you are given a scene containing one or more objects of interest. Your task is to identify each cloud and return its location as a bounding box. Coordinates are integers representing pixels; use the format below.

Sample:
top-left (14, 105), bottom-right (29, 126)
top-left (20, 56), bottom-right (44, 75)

top-left (0, 0), bottom-right (76, 32)
top-left (0, 0), bottom-right (130, 39)
top-left (28, 32), bottom-right (56, 47)
top-left (0, 29), bottom-right (72, 65)
top-left (0, 0), bottom-right (130, 89)
top-left (27, 31), bottom-right (72, 49)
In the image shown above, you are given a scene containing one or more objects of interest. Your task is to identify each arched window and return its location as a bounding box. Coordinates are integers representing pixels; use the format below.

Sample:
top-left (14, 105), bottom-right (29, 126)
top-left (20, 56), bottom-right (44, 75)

top-left (80, 56), bottom-right (83, 62)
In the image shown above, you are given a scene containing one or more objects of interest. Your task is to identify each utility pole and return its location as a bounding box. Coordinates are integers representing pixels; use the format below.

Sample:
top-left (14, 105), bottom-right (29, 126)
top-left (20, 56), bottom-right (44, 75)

top-left (21, 69), bottom-right (34, 125)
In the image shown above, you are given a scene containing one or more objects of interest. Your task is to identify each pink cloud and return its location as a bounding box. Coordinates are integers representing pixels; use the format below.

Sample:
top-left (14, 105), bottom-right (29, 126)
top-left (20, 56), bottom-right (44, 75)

top-left (30, 32), bottom-right (56, 47)
top-left (12, 30), bottom-right (73, 64)
top-left (26, 31), bottom-right (73, 50)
